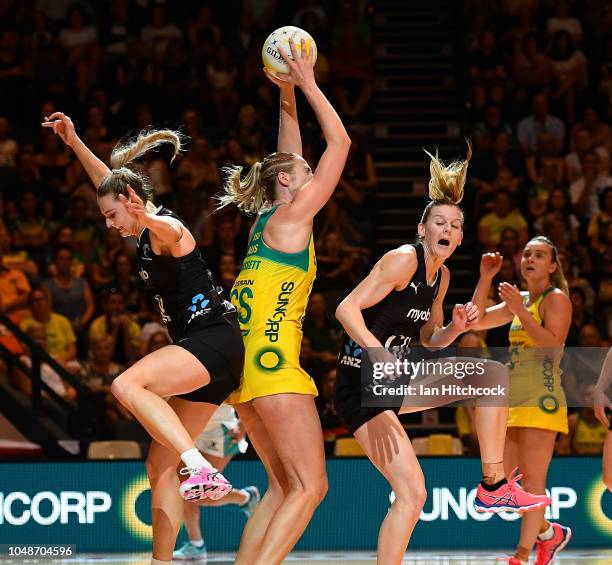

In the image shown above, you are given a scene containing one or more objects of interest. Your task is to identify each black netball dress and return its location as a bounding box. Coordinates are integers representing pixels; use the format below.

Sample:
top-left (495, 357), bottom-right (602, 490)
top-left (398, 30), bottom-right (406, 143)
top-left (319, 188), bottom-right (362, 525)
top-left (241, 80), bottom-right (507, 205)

top-left (334, 242), bottom-right (441, 433)
top-left (136, 207), bottom-right (244, 404)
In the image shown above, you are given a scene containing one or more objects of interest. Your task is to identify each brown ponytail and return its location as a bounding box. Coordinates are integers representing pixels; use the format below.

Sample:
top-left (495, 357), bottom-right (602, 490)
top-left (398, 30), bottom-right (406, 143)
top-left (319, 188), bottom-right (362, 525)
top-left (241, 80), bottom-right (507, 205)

top-left (529, 236), bottom-right (569, 295)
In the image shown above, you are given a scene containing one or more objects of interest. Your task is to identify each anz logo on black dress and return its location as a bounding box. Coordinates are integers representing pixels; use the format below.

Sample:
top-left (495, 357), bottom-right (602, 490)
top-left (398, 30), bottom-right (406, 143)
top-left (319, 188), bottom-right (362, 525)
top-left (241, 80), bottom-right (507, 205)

top-left (188, 293), bottom-right (212, 323)
top-left (339, 339), bottom-right (363, 368)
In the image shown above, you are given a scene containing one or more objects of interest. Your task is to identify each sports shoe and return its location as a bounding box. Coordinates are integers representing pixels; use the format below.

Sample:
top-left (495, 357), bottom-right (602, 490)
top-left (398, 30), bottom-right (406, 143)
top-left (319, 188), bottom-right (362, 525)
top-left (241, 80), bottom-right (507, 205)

top-left (173, 540), bottom-right (207, 561)
top-left (239, 486), bottom-right (261, 518)
top-left (475, 467), bottom-right (552, 514)
top-left (534, 523), bottom-right (572, 565)
top-left (496, 556), bottom-right (525, 564)
top-left (179, 466), bottom-right (232, 501)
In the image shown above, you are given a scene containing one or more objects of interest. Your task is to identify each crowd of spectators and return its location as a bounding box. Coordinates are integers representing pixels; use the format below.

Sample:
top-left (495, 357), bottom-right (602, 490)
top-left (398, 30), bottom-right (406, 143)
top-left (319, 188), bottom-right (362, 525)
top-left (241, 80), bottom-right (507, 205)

top-left (0, 0), bottom-right (377, 445)
top-left (465, 0), bottom-right (611, 345)
top-left (463, 0), bottom-right (611, 455)
top-left (1, 0), bottom-right (610, 458)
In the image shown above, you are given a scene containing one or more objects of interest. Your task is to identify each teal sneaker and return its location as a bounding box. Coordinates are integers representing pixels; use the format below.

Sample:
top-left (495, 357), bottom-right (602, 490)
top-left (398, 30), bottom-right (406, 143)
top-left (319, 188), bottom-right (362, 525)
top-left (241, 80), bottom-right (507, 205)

top-left (239, 486), bottom-right (261, 518)
top-left (173, 540), bottom-right (207, 561)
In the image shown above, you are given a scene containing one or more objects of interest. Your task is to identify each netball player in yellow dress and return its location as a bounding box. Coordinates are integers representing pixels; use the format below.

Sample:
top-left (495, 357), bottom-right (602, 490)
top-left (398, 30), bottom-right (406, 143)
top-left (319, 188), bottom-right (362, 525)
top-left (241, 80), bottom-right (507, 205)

top-left (472, 237), bottom-right (572, 565)
top-left (217, 39), bottom-right (350, 565)
top-left (594, 347), bottom-right (612, 491)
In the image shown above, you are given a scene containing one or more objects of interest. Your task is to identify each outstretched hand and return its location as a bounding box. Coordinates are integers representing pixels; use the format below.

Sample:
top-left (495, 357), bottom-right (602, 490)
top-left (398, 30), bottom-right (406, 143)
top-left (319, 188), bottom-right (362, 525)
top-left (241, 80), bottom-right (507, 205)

top-left (41, 111), bottom-right (77, 147)
top-left (263, 66), bottom-right (295, 88)
top-left (498, 282), bottom-right (524, 315)
top-left (480, 252), bottom-right (503, 279)
top-left (118, 186), bottom-right (147, 222)
top-left (276, 38), bottom-right (316, 90)
top-left (453, 302), bottom-right (479, 333)
top-left (594, 387), bottom-right (611, 428)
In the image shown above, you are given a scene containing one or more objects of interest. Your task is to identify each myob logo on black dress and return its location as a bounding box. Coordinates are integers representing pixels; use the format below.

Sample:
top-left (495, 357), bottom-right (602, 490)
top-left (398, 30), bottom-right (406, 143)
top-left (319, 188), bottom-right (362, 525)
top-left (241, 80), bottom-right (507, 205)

top-left (406, 308), bottom-right (430, 322)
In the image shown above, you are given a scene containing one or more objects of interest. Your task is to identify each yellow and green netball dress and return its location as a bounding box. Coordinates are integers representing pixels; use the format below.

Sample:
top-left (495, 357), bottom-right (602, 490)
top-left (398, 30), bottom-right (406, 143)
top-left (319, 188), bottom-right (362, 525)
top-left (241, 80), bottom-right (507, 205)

top-left (507, 287), bottom-right (568, 434)
top-left (227, 206), bottom-right (318, 403)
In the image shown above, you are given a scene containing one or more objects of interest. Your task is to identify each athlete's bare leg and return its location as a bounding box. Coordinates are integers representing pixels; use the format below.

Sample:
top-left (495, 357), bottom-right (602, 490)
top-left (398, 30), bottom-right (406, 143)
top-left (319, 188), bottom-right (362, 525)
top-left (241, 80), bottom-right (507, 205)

top-left (505, 427), bottom-right (557, 561)
top-left (111, 345), bottom-right (212, 454)
top-left (233, 401), bottom-right (289, 565)
top-left (355, 411), bottom-right (426, 565)
top-left (245, 394), bottom-right (327, 565)
top-left (147, 397), bottom-right (218, 562)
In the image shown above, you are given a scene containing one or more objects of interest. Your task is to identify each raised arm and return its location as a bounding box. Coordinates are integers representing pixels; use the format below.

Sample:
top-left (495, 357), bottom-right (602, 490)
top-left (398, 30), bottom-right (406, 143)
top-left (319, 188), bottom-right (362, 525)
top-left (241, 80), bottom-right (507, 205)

top-left (119, 186), bottom-right (196, 256)
top-left (418, 267), bottom-right (478, 348)
top-left (498, 283), bottom-right (571, 347)
top-left (467, 252), bottom-right (515, 331)
top-left (336, 248), bottom-right (417, 349)
top-left (264, 68), bottom-right (302, 155)
top-left (470, 252), bottom-right (511, 328)
top-left (278, 39), bottom-right (351, 221)
top-left (42, 112), bottom-right (110, 189)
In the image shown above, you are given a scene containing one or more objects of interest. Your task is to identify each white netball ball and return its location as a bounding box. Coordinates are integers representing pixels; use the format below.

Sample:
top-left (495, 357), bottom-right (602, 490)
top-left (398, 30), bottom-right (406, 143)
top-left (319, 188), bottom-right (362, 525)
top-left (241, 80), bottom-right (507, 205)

top-left (262, 26), bottom-right (317, 75)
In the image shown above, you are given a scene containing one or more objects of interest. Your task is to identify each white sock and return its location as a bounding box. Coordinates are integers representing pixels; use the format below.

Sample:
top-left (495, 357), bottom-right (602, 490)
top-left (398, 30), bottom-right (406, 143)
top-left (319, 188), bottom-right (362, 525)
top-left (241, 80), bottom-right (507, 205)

top-left (151, 559), bottom-right (172, 565)
top-left (190, 539), bottom-right (204, 548)
top-left (238, 489), bottom-right (250, 505)
top-left (538, 523), bottom-right (554, 541)
top-left (180, 448), bottom-right (208, 470)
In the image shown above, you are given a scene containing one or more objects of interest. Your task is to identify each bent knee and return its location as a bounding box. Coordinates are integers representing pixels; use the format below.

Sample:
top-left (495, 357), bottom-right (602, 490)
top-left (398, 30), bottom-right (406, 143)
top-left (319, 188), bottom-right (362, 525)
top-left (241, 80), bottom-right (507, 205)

top-left (146, 455), bottom-right (178, 485)
top-left (394, 481), bottom-right (427, 514)
top-left (288, 474), bottom-right (328, 507)
top-left (316, 474), bottom-right (329, 504)
top-left (110, 374), bottom-right (132, 403)
top-left (306, 475), bottom-right (328, 506)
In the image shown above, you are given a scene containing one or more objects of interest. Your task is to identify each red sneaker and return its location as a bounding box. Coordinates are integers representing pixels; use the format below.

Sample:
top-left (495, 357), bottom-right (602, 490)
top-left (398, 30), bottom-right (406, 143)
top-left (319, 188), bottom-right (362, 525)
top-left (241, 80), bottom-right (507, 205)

top-left (475, 467), bottom-right (552, 514)
top-left (496, 556), bottom-right (526, 564)
top-left (534, 523), bottom-right (572, 565)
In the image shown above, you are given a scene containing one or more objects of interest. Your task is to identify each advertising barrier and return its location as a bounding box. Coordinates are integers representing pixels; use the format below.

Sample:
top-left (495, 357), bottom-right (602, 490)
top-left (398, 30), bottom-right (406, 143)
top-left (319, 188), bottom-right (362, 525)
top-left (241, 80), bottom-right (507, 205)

top-left (0, 458), bottom-right (610, 552)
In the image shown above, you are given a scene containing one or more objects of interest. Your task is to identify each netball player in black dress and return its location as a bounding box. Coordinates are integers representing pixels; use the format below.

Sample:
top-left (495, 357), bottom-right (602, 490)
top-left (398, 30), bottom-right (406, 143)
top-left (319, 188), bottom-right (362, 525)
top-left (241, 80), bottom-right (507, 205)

top-left (334, 146), bottom-right (551, 564)
top-left (43, 113), bottom-right (244, 565)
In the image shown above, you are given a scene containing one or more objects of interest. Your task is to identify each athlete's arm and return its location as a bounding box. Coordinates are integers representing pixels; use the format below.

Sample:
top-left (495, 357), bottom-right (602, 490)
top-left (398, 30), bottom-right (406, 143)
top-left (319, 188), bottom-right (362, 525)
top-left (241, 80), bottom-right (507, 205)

top-left (42, 112), bottom-right (110, 188)
top-left (265, 68), bottom-right (302, 156)
top-left (121, 186), bottom-right (196, 255)
top-left (336, 247), bottom-right (417, 349)
top-left (471, 252), bottom-right (502, 321)
top-left (469, 301), bottom-right (515, 330)
top-left (420, 267), bottom-right (480, 348)
top-left (277, 39), bottom-right (351, 222)
top-left (594, 347), bottom-right (612, 427)
top-left (418, 267), bottom-right (472, 348)
top-left (145, 214), bottom-right (196, 256)
top-left (468, 252), bottom-right (515, 330)
top-left (507, 286), bottom-right (571, 347)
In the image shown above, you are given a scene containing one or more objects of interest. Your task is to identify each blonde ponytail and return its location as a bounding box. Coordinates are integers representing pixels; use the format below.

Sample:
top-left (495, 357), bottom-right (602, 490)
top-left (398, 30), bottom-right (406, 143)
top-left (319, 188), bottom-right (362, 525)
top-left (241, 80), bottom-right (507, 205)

top-left (218, 162), bottom-right (267, 215)
top-left (110, 129), bottom-right (182, 169)
top-left (99, 128), bottom-right (183, 203)
top-left (423, 140), bottom-right (472, 205)
top-left (218, 152), bottom-right (296, 215)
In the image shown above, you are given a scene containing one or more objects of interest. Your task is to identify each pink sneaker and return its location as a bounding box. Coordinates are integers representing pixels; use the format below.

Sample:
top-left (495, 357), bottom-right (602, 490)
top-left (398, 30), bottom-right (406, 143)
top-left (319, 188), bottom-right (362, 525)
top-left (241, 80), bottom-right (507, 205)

top-left (534, 523), bottom-right (572, 565)
top-left (475, 467), bottom-right (552, 514)
top-left (179, 466), bottom-right (232, 501)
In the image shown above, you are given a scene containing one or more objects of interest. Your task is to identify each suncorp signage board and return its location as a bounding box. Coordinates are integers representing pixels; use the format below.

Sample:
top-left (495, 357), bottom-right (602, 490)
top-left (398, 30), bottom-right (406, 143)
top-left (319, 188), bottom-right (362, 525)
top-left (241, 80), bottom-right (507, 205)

top-left (0, 458), bottom-right (609, 552)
